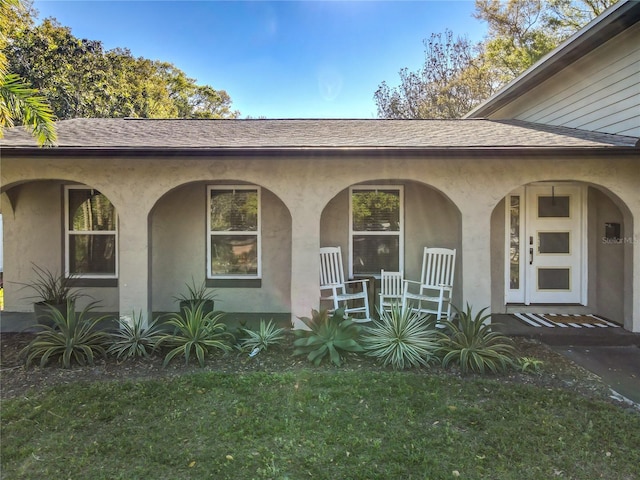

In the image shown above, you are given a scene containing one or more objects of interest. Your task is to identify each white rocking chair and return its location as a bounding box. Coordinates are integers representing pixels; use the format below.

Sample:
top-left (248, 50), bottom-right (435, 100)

top-left (402, 247), bottom-right (456, 321)
top-left (378, 270), bottom-right (404, 314)
top-left (319, 246), bottom-right (371, 322)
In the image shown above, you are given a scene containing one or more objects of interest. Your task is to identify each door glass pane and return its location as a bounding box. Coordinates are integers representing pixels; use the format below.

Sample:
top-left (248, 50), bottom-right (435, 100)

top-left (538, 232), bottom-right (570, 254)
top-left (509, 196), bottom-right (520, 289)
top-left (538, 268), bottom-right (570, 290)
top-left (353, 235), bottom-right (399, 275)
top-left (538, 196), bottom-right (570, 218)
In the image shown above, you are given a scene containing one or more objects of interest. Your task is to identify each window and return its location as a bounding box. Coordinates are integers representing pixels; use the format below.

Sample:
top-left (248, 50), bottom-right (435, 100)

top-left (208, 186), bottom-right (260, 278)
top-left (349, 186), bottom-right (403, 277)
top-left (65, 186), bottom-right (117, 277)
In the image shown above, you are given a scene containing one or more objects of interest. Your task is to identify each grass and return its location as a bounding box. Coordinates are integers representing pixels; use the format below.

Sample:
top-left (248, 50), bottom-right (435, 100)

top-left (2, 371), bottom-right (639, 479)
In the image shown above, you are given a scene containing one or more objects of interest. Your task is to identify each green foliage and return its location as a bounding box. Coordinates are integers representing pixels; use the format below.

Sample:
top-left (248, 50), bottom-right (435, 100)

top-left (4, 17), bottom-right (239, 120)
top-left (107, 312), bottom-right (163, 360)
top-left (238, 319), bottom-right (287, 353)
top-left (517, 356), bottom-right (544, 374)
top-left (293, 309), bottom-right (364, 366)
top-left (20, 301), bottom-right (111, 368)
top-left (17, 264), bottom-right (80, 305)
top-left (158, 303), bottom-right (232, 367)
top-left (363, 304), bottom-right (440, 370)
top-left (0, 0), bottom-right (56, 146)
top-left (439, 304), bottom-right (516, 374)
top-left (173, 277), bottom-right (217, 305)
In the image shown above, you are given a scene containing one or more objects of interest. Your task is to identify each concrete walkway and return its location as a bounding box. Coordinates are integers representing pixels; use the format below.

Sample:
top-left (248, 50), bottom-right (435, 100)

top-left (494, 314), bottom-right (640, 407)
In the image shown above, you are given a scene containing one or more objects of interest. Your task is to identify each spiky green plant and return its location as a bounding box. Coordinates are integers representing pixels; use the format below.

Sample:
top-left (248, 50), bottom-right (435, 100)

top-left (18, 264), bottom-right (81, 304)
top-left (238, 319), bottom-right (287, 353)
top-left (363, 304), bottom-right (440, 370)
top-left (21, 301), bottom-right (111, 368)
top-left (173, 277), bottom-right (217, 305)
top-left (107, 312), bottom-right (164, 360)
top-left (293, 309), bottom-right (364, 366)
top-left (438, 304), bottom-right (516, 374)
top-left (158, 303), bottom-right (232, 367)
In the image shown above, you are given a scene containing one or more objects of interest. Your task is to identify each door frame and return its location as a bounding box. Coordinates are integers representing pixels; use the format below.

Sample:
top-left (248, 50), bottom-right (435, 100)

top-left (504, 183), bottom-right (588, 306)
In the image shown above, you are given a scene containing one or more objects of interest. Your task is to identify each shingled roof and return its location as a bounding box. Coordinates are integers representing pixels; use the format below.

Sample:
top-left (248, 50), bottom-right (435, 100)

top-left (1, 118), bottom-right (637, 151)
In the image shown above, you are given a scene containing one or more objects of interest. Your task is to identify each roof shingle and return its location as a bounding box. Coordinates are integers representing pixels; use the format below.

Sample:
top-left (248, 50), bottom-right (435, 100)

top-left (1, 118), bottom-right (637, 149)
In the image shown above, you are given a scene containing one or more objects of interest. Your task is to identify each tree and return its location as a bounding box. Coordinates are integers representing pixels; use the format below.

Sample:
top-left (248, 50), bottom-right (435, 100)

top-left (376, 0), bottom-right (620, 119)
top-left (0, 0), bottom-right (55, 146)
top-left (5, 15), bottom-right (240, 120)
top-left (374, 30), bottom-right (495, 119)
top-left (474, 0), bottom-right (618, 82)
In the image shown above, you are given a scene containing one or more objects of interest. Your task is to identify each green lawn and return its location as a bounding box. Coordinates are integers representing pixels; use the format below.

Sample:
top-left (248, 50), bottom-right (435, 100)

top-left (2, 371), bottom-right (639, 479)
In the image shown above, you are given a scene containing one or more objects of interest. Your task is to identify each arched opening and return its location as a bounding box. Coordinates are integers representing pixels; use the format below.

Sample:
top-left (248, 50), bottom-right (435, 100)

top-left (490, 180), bottom-right (633, 328)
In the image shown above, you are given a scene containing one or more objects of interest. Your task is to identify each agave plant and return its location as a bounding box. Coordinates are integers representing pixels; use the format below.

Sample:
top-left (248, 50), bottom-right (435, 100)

top-left (108, 312), bottom-right (164, 360)
top-left (438, 304), bottom-right (516, 374)
top-left (21, 301), bottom-right (111, 368)
top-left (363, 304), bottom-right (440, 370)
top-left (293, 308), bottom-right (364, 366)
top-left (238, 319), bottom-right (287, 354)
top-left (158, 302), bottom-right (232, 367)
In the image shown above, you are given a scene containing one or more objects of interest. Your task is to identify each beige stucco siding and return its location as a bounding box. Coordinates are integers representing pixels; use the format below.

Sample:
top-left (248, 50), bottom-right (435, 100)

top-left (1, 152), bottom-right (638, 331)
top-left (487, 23), bottom-right (640, 137)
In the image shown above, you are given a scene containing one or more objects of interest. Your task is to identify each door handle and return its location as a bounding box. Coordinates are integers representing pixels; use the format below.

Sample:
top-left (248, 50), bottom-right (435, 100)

top-left (529, 236), bottom-right (534, 265)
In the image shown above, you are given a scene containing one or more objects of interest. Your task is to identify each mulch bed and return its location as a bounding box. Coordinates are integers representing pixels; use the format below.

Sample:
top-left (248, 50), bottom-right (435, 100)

top-left (0, 332), bottom-right (617, 406)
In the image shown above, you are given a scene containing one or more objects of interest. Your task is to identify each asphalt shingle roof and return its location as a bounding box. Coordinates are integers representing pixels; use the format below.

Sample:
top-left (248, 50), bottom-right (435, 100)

top-left (1, 118), bottom-right (637, 150)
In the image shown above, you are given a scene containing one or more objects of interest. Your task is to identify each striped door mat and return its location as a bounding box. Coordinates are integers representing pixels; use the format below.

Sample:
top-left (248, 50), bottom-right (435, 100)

top-left (513, 313), bottom-right (620, 328)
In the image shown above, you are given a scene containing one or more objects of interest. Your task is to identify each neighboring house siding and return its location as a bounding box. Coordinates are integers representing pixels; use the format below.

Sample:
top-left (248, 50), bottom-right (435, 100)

top-left (489, 23), bottom-right (640, 137)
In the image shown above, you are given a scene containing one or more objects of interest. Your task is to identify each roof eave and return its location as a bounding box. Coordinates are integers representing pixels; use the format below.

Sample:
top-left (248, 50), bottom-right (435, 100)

top-left (1, 145), bottom-right (637, 158)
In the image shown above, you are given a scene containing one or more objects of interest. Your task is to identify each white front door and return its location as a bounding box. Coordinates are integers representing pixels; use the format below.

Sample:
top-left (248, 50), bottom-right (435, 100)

top-left (525, 185), bottom-right (585, 304)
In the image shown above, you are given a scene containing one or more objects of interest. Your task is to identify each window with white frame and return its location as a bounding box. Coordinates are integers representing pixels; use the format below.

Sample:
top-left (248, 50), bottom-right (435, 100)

top-left (350, 186), bottom-right (403, 277)
top-left (65, 186), bottom-right (117, 277)
top-left (208, 186), bottom-right (261, 278)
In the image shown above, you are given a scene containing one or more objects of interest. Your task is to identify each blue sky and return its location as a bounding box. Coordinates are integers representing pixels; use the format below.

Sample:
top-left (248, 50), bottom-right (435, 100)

top-left (32, 1), bottom-right (488, 118)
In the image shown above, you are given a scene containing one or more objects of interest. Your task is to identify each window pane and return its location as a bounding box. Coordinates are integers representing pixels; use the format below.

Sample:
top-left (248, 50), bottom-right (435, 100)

top-left (538, 196), bottom-right (570, 218)
top-left (211, 235), bottom-right (258, 275)
top-left (538, 232), bottom-right (570, 254)
top-left (69, 234), bottom-right (116, 274)
top-left (353, 235), bottom-right (399, 275)
top-left (538, 268), bottom-right (570, 290)
top-left (68, 189), bottom-right (116, 231)
top-left (352, 190), bottom-right (400, 231)
top-left (211, 190), bottom-right (258, 231)
top-left (509, 196), bottom-right (520, 289)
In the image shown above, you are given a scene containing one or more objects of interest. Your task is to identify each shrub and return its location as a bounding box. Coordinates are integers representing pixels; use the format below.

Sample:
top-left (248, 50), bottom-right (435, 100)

top-left (238, 319), bottom-right (287, 355)
top-left (108, 312), bottom-right (164, 360)
top-left (21, 301), bottom-right (111, 368)
top-left (158, 303), bottom-right (232, 367)
top-left (293, 309), bottom-right (364, 366)
top-left (363, 304), bottom-right (440, 370)
top-left (438, 304), bottom-right (516, 374)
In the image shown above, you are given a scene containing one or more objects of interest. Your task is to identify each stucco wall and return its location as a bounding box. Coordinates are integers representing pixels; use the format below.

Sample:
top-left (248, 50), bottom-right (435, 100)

top-left (151, 182), bottom-right (292, 314)
top-left (1, 180), bottom-right (119, 312)
top-left (1, 152), bottom-right (638, 330)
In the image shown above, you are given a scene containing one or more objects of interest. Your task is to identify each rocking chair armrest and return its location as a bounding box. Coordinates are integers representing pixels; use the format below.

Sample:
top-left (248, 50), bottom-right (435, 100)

top-left (344, 278), bottom-right (369, 287)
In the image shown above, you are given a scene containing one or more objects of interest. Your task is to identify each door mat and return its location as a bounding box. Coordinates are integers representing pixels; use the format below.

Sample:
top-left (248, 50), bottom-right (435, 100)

top-left (513, 313), bottom-right (620, 328)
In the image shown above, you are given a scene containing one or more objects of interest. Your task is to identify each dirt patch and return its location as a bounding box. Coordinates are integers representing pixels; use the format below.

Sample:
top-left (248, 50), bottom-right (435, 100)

top-left (0, 332), bottom-right (617, 405)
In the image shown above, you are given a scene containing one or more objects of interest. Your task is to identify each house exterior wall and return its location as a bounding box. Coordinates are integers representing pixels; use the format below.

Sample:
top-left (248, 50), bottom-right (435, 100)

top-left (1, 152), bottom-right (638, 331)
top-left (150, 182), bottom-right (292, 314)
top-left (486, 23), bottom-right (640, 137)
